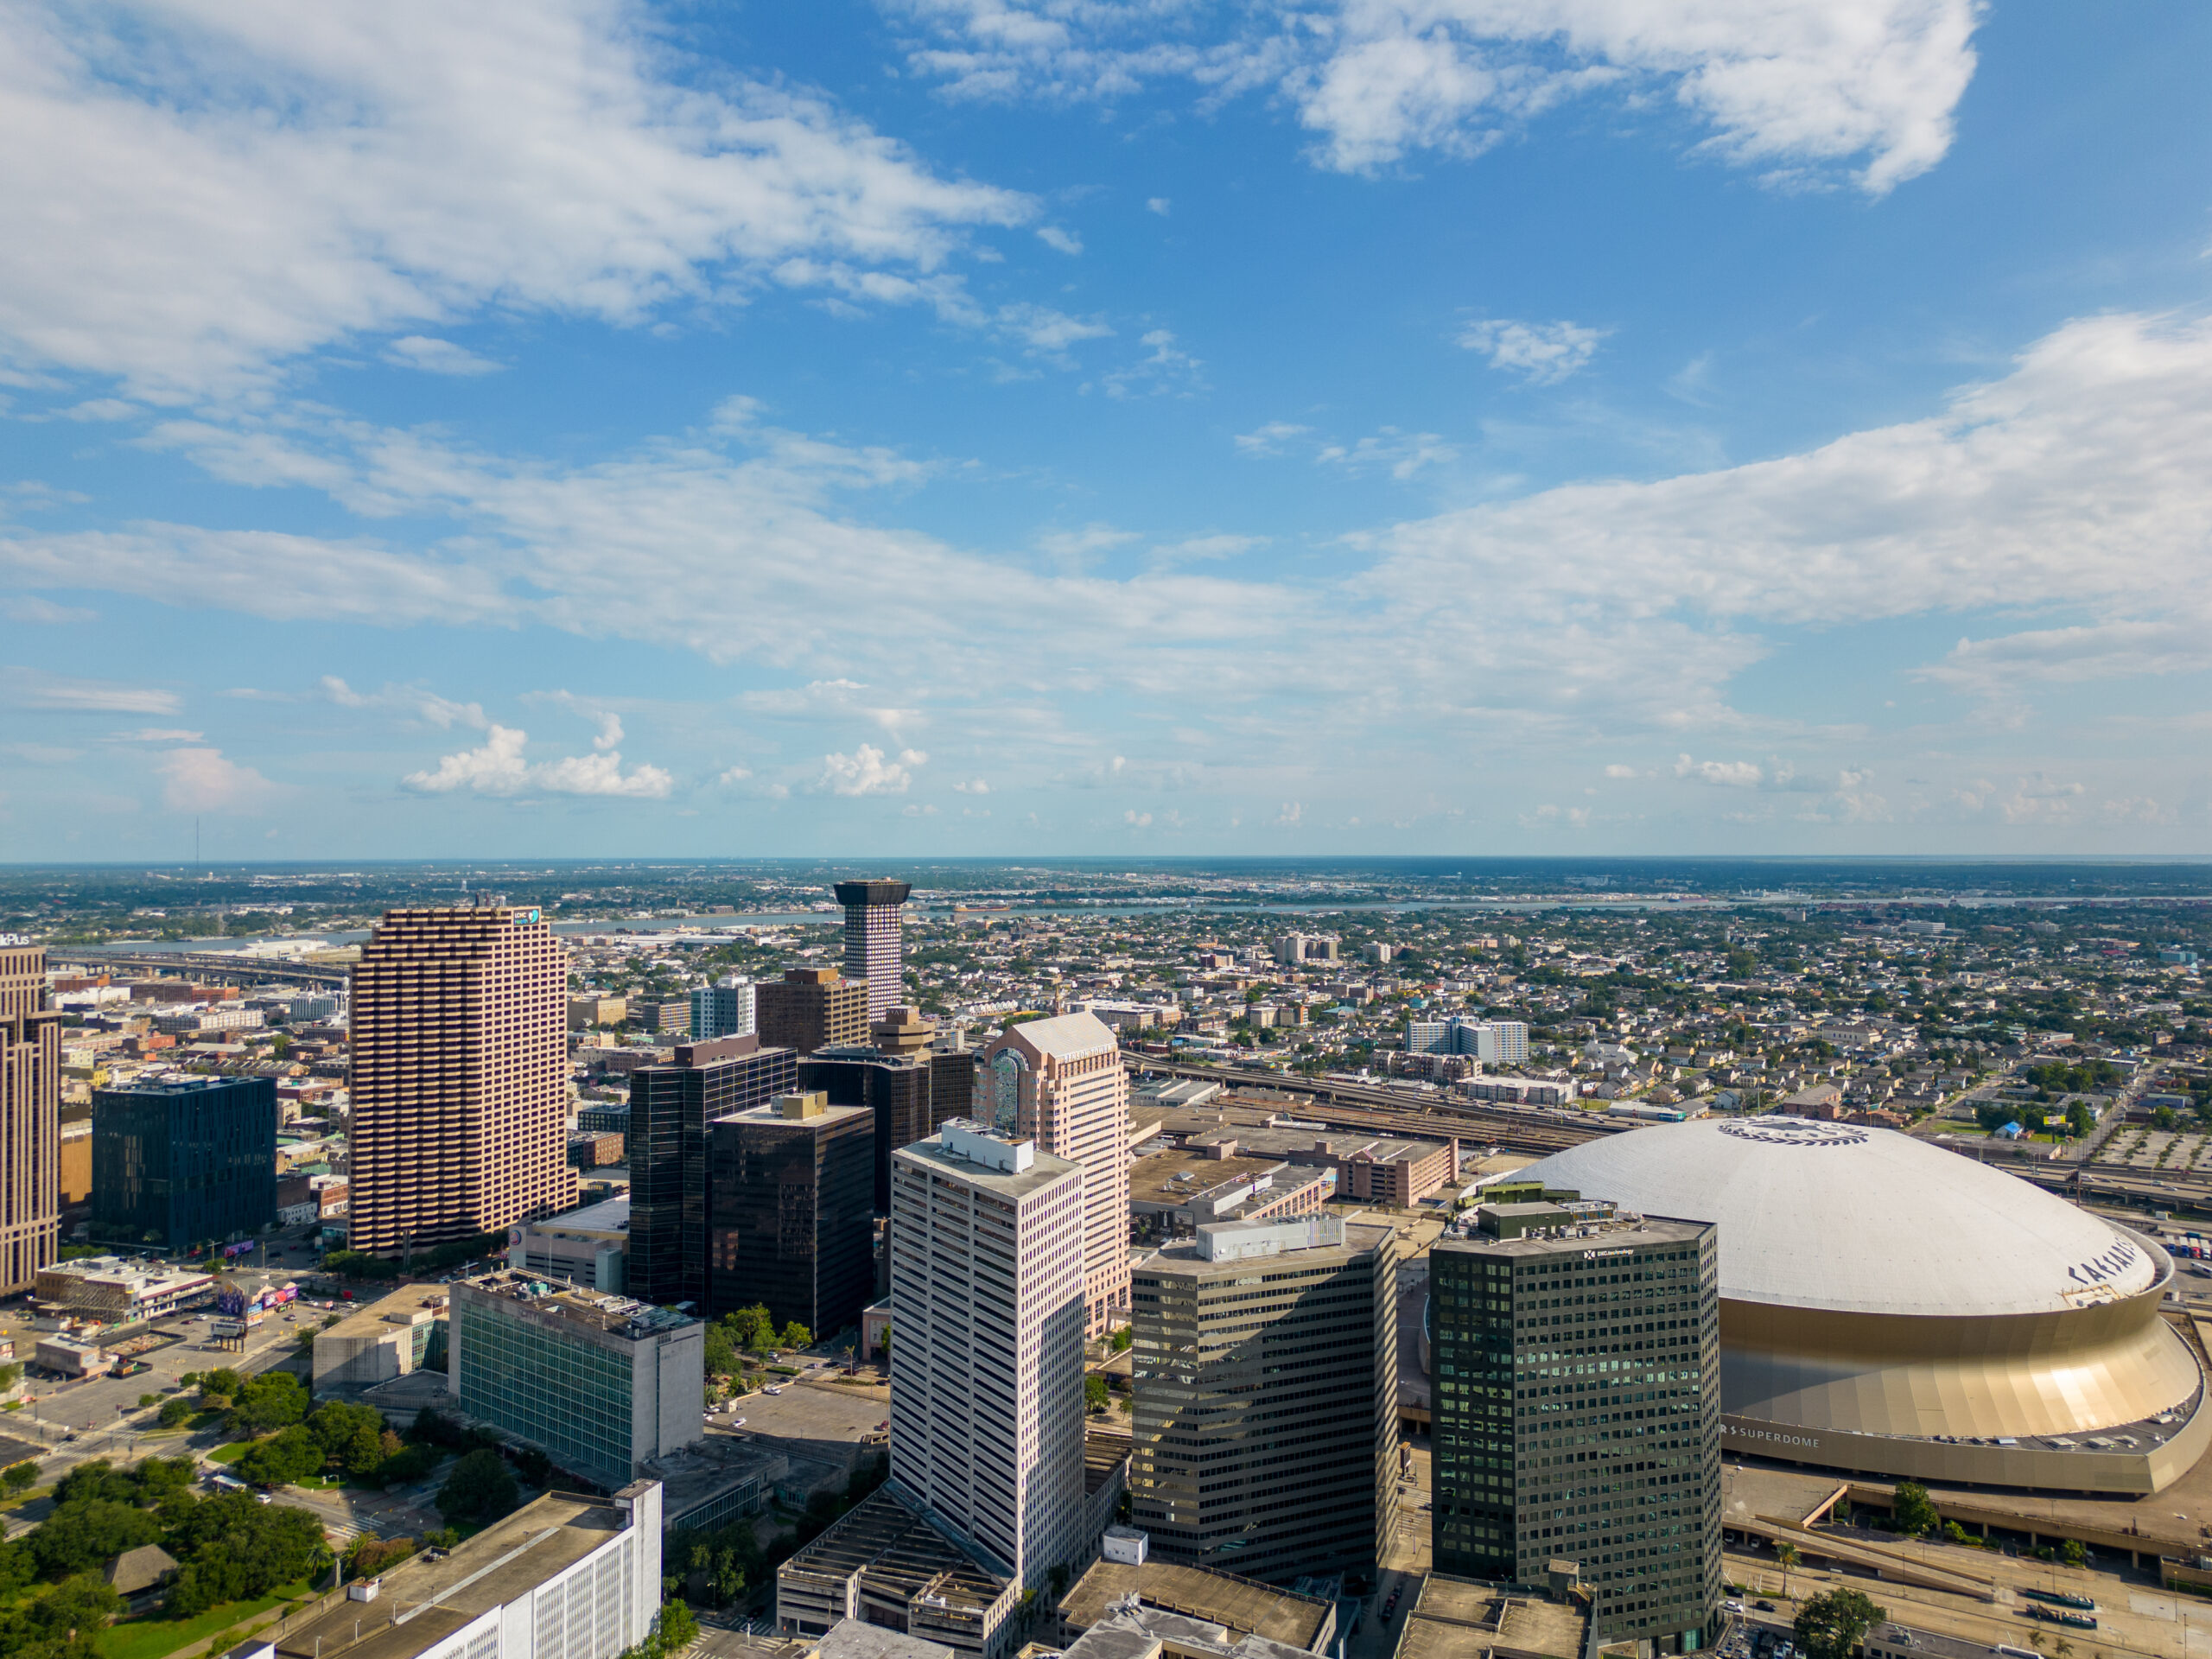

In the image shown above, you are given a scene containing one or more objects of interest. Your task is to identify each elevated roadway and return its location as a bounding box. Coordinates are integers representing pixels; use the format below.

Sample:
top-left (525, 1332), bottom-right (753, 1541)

top-left (1127, 1056), bottom-right (1619, 1156)
top-left (48, 949), bottom-right (349, 989)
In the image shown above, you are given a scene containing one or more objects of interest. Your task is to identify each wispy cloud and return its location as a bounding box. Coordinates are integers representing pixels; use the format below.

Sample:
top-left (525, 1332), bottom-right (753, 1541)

top-left (1459, 318), bottom-right (1610, 384)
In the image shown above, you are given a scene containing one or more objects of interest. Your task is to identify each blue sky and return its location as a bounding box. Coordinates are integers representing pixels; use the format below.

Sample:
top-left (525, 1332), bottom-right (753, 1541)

top-left (3, 0), bottom-right (2209, 861)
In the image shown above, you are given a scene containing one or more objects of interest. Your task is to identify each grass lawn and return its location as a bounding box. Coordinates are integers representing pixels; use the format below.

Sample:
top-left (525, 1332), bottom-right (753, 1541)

top-left (293, 1476), bottom-right (346, 1491)
top-left (94, 1580), bottom-right (313, 1659)
top-left (206, 1442), bottom-right (250, 1465)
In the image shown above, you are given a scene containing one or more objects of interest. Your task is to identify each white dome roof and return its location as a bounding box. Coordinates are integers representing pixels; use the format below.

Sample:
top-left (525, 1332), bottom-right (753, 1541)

top-left (1518, 1116), bottom-right (2162, 1319)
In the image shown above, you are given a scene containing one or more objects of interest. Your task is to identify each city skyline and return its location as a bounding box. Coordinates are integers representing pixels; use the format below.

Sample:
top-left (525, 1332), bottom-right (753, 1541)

top-left (3, 4), bottom-right (2209, 860)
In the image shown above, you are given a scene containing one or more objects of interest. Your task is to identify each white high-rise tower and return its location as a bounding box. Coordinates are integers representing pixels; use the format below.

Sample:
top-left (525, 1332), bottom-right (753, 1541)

top-left (888, 1121), bottom-right (1087, 1587)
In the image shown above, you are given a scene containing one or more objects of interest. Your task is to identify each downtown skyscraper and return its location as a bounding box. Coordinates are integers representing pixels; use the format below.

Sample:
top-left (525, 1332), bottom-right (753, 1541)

top-left (349, 901), bottom-right (577, 1258)
top-left (1430, 1197), bottom-right (1721, 1653)
top-left (835, 880), bottom-right (910, 1025)
top-left (979, 1011), bottom-right (1131, 1338)
top-left (0, 944), bottom-right (59, 1294)
top-left (889, 1121), bottom-right (1088, 1588)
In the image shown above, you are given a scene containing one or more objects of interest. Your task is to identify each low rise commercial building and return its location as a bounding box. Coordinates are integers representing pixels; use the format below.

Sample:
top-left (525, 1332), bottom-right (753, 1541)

top-left (33, 1256), bottom-right (214, 1321)
top-left (451, 1269), bottom-right (704, 1489)
top-left (507, 1196), bottom-right (632, 1294)
top-left (1127, 1149), bottom-right (1330, 1236)
top-left (276, 1483), bottom-right (664, 1659)
top-left (310, 1282), bottom-right (450, 1391)
top-left (1057, 1558), bottom-right (1337, 1655)
top-left (1185, 1126), bottom-right (1459, 1208)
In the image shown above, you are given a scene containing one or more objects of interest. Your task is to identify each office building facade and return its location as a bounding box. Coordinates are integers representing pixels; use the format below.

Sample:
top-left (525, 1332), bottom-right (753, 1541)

top-left (890, 1122), bottom-right (1088, 1587)
top-left (690, 977), bottom-right (756, 1042)
top-left (757, 967), bottom-right (872, 1056)
top-left (628, 1035), bottom-right (797, 1308)
top-left (90, 1075), bottom-right (276, 1250)
top-left (0, 945), bottom-right (60, 1295)
top-left (706, 1091), bottom-right (874, 1335)
top-left (800, 1044), bottom-right (932, 1213)
top-left (1429, 1201), bottom-right (1721, 1653)
top-left (979, 1013), bottom-right (1131, 1338)
top-left (835, 880), bottom-right (912, 1025)
top-left (349, 903), bottom-right (577, 1257)
top-left (451, 1268), bottom-right (703, 1489)
top-left (1128, 1215), bottom-right (1398, 1582)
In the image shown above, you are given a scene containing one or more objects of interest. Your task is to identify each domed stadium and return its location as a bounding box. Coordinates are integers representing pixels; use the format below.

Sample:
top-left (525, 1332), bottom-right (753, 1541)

top-left (1515, 1116), bottom-right (2209, 1491)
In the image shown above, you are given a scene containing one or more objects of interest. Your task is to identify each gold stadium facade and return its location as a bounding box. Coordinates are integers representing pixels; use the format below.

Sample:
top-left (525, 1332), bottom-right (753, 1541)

top-left (1521, 1117), bottom-right (2208, 1493)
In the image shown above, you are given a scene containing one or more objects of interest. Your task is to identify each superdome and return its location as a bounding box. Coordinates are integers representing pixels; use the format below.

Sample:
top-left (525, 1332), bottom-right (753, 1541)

top-left (1517, 1116), bottom-right (2204, 1484)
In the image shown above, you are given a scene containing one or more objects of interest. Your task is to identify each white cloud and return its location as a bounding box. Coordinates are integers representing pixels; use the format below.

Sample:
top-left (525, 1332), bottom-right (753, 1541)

top-left (1274, 800), bottom-right (1302, 827)
top-left (1035, 225), bottom-right (1083, 255)
top-left (952, 778), bottom-right (990, 794)
top-left (1459, 318), bottom-right (1609, 384)
top-left (1674, 753), bottom-right (1763, 788)
top-left (1103, 329), bottom-right (1203, 398)
top-left (819, 744), bottom-right (928, 796)
top-left (403, 724), bottom-right (671, 798)
top-left (383, 336), bottom-right (504, 377)
top-left (1317, 428), bottom-right (1457, 480)
top-left (1148, 532), bottom-right (1266, 570)
top-left (321, 677), bottom-right (488, 728)
top-left (888, 0), bottom-right (1979, 194)
top-left (112, 728), bottom-right (205, 744)
top-left (1124, 809), bottom-right (1152, 827)
top-left (1602, 763), bottom-right (1638, 779)
top-left (1037, 523), bottom-right (1137, 570)
top-left (1146, 197), bottom-right (1171, 216)
top-left (2, 596), bottom-right (94, 623)
top-left (0, 0), bottom-right (1033, 397)
top-left (155, 746), bottom-right (281, 812)
top-left (1233, 422), bottom-right (1311, 457)
top-left (903, 802), bottom-right (939, 817)
top-left (2, 669), bottom-right (179, 715)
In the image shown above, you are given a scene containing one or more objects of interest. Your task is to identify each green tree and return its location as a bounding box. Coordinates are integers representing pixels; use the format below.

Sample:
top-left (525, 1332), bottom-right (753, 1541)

top-left (702, 1325), bottom-right (738, 1377)
top-left (2, 1462), bottom-right (36, 1496)
top-left (436, 1448), bottom-right (519, 1526)
top-left (778, 1321), bottom-right (811, 1352)
top-left (165, 1494), bottom-right (327, 1616)
top-left (1794, 1588), bottom-right (1887, 1659)
top-left (235, 1427), bottom-right (325, 1488)
top-left (1775, 1541), bottom-right (1801, 1598)
top-left (230, 1370), bottom-right (308, 1435)
top-left (1109, 1327), bottom-right (1132, 1353)
top-left (308, 1400), bottom-right (389, 1478)
top-left (197, 1368), bottom-right (244, 1408)
top-left (2061, 1538), bottom-right (2088, 1568)
top-left (724, 1305), bottom-right (775, 1353)
top-left (1892, 1481), bottom-right (1938, 1537)
top-left (1084, 1375), bottom-right (1110, 1414)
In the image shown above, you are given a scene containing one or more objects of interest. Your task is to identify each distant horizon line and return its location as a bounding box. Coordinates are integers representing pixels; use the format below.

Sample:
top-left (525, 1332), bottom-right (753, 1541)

top-left (7, 853), bottom-right (2212, 872)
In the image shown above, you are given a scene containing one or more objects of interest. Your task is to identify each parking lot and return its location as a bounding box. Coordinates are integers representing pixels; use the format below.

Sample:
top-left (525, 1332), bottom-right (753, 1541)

top-left (719, 1376), bottom-right (887, 1446)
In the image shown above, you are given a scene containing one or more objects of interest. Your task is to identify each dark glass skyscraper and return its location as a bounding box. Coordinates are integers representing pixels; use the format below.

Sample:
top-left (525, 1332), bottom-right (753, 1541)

top-left (91, 1076), bottom-right (277, 1250)
top-left (798, 1046), bottom-right (933, 1213)
top-left (627, 1035), bottom-right (795, 1307)
top-left (705, 1092), bottom-right (874, 1335)
top-left (1430, 1198), bottom-right (1721, 1654)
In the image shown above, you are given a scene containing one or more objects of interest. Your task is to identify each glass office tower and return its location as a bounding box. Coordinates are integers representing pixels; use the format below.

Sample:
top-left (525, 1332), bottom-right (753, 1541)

top-left (1431, 1198), bottom-right (1722, 1653)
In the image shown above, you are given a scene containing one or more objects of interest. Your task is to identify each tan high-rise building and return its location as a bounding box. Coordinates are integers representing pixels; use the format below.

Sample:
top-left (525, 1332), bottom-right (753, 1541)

top-left (0, 945), bottom-right (60, 1294)
top-left (978, 1011), bottom-right (1130, 1338)
top-left (756, 967), bottom-right (870, 1056)
top-left (349, 903), bottom-right (576, 1257)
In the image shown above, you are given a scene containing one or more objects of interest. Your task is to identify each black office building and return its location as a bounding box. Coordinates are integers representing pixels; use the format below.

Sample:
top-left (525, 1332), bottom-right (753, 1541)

top-left (798, 1046), bottom-right (934, 1214)
top-left (1429, 1198), bottom-right (1721, 1653)
top-left (91, 1076), bottom-right (277, 1250)
top-left (705, 1092), bottom-right (874, 1336)
top-left (628, 1035), bottom-right (796, 1307)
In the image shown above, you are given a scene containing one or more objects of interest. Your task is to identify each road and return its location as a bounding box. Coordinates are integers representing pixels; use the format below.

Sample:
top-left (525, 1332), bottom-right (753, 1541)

top-left (1131, 1058), bottom-right (1618, 1154)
